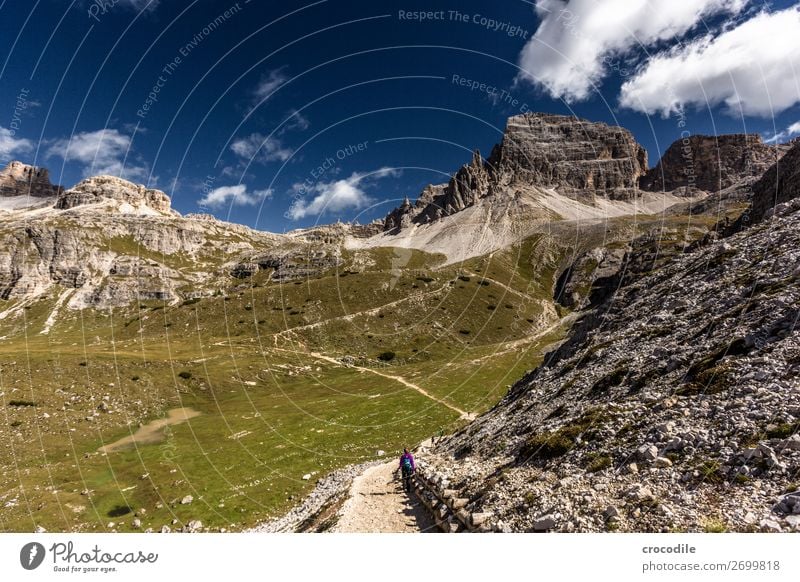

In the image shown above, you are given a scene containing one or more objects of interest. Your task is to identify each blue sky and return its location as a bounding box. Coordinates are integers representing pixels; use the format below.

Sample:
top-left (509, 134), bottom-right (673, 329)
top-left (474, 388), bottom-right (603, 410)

top-left (1, 0), bottom-right (798, 231)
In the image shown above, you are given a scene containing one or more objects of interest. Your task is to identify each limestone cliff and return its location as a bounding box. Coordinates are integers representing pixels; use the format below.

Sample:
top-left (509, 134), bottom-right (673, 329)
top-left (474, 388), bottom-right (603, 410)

top-left (0, 161), bottom-right (63, 198)
top-left (56, 175), bottom-right (173, 214)
top-left (383, 113), bottom-right (649, 230)
top-left (639, 134), bottom-right (788, 194)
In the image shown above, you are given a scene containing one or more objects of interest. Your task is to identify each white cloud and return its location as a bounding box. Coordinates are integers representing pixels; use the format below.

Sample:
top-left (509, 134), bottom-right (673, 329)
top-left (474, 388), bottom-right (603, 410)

top-left (288, 167), bottom-right (398, 220)
top-left (115, 0), bottom-right (160, 11)
top-left (45, 128), bottom-right (148, 181)
top-left (281, 109), bottom-right (310, 133)
top-left (0, 126), bottom-right (33, 158)
top-left (253, 68), bottom-right (287, 103)
top-left (517, 0), bottom-right (747, 102)
top-left (230, 133), bottom-right (293, 163)
top-left (765, 120), bottom-right (800, 143)
top-left (619, 7), bottom-right (800, 117)
top-left (198, 184), bottom-right (272, 209)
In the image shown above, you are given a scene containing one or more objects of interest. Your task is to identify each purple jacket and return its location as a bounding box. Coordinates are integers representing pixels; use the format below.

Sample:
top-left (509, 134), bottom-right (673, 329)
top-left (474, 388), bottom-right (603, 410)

top-left (399, 452), bottom-right (415, 471)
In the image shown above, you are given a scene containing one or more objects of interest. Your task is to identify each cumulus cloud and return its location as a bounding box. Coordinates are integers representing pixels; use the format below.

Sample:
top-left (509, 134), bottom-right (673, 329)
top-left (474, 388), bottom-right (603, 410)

top-left (45, 128), bottom-right (148, 181)
top-left (0, 126), bottom-right (33, 158)
top-left (198, 184), bottom-right (273, 209)
top-left (765, 120), bottom-right (800, 144)
top-left (288, 167), bottom-right (399, 220)
top-left (620, 7), bottom-right (800, 117)
top-left (517, 0), bottom-right (747, 102)
top-left (230, 133), bottom-right (293, 163)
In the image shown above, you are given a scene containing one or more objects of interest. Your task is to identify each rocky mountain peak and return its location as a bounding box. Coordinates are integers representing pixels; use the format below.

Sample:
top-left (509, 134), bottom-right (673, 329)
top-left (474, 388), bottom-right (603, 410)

top-left (55, 175), bottom-right (173, 214)
top-left (0, 160), bottom-right (63, 198)
top-left (382, 112), bottom-right (650, 231)
top-left (639, 134), bottom-right (788, 194)
top-left (748, 138), bottom-right (800, 222)
top-left (487, 112), bottom-right (648, 196)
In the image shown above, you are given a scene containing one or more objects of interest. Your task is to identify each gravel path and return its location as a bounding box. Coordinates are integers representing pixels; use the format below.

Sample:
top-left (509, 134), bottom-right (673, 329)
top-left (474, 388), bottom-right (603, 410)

top-left (331, 461), bottom-right (438, 533)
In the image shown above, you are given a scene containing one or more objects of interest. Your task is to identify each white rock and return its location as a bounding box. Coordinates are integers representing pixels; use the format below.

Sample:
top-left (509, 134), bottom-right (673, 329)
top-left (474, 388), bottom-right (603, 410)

top-left (780, 435), bottom-right (800, 451)
top-left (180, 495), bottom-right (193, 505)
top-left (637, 444), bottom-right (658, 461)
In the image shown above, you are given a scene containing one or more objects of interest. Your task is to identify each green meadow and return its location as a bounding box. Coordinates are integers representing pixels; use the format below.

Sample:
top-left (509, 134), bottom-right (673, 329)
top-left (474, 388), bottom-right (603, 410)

top-left (0, 212), bottom-right (719, 532)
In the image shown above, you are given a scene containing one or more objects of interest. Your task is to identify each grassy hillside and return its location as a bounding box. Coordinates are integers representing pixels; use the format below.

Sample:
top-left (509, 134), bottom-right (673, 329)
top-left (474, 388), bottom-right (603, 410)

top-left (0, 210), bottom-right (724, 532)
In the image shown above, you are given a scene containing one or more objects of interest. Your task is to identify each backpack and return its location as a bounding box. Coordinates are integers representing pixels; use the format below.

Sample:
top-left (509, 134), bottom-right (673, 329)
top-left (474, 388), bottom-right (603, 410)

top-left (401, 456), bottom-right (413, 472)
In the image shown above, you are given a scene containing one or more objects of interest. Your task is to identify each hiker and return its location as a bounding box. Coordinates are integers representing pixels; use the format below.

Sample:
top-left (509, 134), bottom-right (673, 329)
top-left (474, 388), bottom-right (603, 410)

top-left (399, 448), bottom-right (415, 492)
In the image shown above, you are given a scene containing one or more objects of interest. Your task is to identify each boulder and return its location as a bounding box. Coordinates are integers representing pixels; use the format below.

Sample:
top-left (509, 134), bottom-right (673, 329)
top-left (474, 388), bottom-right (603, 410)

top-left (637, 444), bottom-right (659, 462)
top-left (533, 515), bottom-right (557, 531)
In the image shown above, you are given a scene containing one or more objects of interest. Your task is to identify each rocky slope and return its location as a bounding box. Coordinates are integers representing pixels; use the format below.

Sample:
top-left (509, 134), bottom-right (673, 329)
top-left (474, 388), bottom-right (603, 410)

top-left (639, 134), bottom-right (789, 194)
top-left (0, 171), bottom-right (300, 309)
top-left (421, 150), bottom-right (800, 533)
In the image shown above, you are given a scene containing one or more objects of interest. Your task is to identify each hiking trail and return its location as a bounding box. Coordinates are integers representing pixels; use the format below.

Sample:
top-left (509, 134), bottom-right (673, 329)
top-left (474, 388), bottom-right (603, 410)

top-left (307, 351), bottom-right (476, 420)
top-left (331, 461), bottom-right (437, 533)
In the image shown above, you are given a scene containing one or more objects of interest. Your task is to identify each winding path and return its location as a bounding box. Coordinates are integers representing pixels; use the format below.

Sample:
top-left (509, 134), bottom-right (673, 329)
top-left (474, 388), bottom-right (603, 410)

top-left (307, 351), bottom-right (475, 420)
top-left (331, 461), bottom-right (437, 533)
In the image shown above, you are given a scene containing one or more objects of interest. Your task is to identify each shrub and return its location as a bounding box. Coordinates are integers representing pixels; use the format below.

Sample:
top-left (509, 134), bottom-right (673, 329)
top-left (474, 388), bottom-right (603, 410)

top-left (702, 519), bottom-right (727, 533)
top-left (765, 421), bottom-right (799, 439)
top-left (178, 371), bottom-right (192, 380)
top-left (590, 366), bottom-right (629, 395)
top-left (377, 351), bottom-right (395, 362)
top-left (458, 329), bottom-right (471, 335)
top-left (518, 408), bottom-right (610, 463)
top-left (585, 453), bottom-right (612, 473)
top-left (416, 276), bottom-right (434, 283)
top-left (458, 275), bottom-right (471, 282)
top-left (694, 460), bottom-right (724, 484)
top-left (131, 376), bottom-right (140, 382)
top-left (519, 432), bottom-right (574, 461)
top-left (181, 298), bottom-right (201, 306)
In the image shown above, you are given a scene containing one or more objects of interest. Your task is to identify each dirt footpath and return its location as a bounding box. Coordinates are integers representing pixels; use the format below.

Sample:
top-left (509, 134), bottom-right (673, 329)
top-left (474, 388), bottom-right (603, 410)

top-left (331, 461), bottom-right (437, 533)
